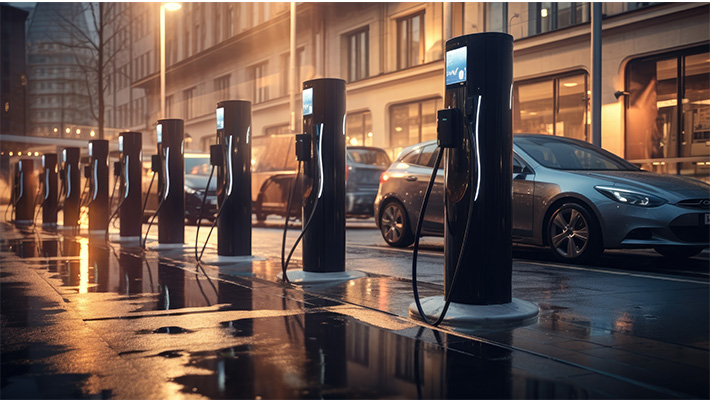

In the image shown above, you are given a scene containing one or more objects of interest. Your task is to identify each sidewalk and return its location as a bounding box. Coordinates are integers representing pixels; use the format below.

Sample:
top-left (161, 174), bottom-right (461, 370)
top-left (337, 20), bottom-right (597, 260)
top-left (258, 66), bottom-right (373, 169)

top-left (1, 222), bottom-right (708, 399)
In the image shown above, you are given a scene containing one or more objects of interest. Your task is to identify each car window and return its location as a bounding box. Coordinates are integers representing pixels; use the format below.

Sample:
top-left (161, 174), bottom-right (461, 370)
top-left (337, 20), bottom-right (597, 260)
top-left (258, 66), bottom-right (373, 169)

top-left (516, 136), bottom-right (639, 171)
top-left (185, 156), bottom-right (211, 176)
top-left (401, 148), bottom-right (422, 165)
top-left (419, 145), bottom-right (440, 168)
top-left (252, 136), bottom-right (297, 172)
top-left (347, 148), bottom-right (392, 167)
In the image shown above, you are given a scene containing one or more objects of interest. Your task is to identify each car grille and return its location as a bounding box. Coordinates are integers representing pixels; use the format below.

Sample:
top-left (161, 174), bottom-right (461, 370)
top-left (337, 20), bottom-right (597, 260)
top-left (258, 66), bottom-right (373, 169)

top-left (669, 213), bottom-right (710, 243)
top-left (675, 199), bottom-right (710, 210)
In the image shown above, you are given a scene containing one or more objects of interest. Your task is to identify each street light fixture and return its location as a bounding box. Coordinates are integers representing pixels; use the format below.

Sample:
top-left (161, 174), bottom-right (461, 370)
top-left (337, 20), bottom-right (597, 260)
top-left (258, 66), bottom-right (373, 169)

top-left (160, 2), bottom-right (182, 119)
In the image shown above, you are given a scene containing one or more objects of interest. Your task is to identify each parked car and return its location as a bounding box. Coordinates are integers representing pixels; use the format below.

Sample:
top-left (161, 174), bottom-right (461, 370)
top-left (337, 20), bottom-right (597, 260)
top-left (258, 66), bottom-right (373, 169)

top-left (142, 153), bottom-right (218, 225)
top-left (375, 134), bottom-right (710, 262)
top-left (252, 134), bottom-right (390, 220)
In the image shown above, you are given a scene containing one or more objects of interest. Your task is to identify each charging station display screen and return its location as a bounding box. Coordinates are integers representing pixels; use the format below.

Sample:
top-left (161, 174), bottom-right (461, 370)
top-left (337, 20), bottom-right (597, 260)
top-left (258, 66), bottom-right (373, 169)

top-left (216, 107), bottom-right (224, 130)
top-left (118, 135), bottom-right (124, 152)
top-left (302, 88), bottom-right (313, 116)
top-left (63, 149), bottom-right (67, 163)
top-left (446, 46), bottom-right (467, 86)
top-left (42, 155), bottom-right (46, 167)
top-left (88, 142), bottom-right (93, 157)
top-left (156, 124), bottom-right (163, 144)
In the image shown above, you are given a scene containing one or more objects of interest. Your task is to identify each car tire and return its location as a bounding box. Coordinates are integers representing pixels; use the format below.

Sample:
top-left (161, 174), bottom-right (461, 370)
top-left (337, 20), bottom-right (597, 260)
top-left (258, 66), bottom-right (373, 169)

top-left (254, 195), bottom-right (267, 222)
top-left (546, 202), bottom-right (601, 263)
top-left (653, 245), bottom-right (704, 259)
top-left (379, 200), bottom-right (414, 248)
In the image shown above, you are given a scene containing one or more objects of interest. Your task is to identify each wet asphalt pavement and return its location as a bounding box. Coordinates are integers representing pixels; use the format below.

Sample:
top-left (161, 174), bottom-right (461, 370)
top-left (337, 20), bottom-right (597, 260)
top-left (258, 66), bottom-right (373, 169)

top-left (1, 219), bottom-right (708, 399)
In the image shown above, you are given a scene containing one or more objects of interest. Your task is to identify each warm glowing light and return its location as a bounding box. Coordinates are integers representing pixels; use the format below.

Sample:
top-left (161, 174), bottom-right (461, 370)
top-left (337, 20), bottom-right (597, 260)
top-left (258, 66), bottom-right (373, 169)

top-left (53, 127), bottom-right (58, 133)
top-left (349, 138), bottom-right (359, 146)
top-left (562, 82), bottom-right (578, 88)
top-left (367, 132), bottom-right (373, 137)
top-left (34, 152), bottom-right (39, 156)
top-left (76, 129), bottom-right (81, 134)
top-left (8, 152), bottom-right (13, 156)
top-left (395, 127), bottom-right (402, 132)
top-left (541, 8), bottom-right (548, 17)
top-left (66, 128), bottom-right (71, 134)
top-left (79, 238), bottom-right (89, 294)
top-left (163, 2), bottom-right (182, 11)
top-left (90, 131), bottom-right (96, 137)
top-left (17, 151), bottom-right (22, 156)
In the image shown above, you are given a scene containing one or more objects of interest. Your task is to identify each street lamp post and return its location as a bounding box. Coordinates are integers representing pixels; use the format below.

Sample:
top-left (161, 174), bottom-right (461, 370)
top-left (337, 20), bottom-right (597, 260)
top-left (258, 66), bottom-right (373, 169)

top-left (160, 3), bottom-right (181, 120)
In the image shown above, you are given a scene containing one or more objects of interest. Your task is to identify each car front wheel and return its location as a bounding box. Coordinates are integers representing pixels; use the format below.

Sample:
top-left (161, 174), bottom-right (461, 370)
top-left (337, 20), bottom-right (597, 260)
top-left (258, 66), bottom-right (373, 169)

top-left (379, 200), bottom-right (414, 248)
top-left (546, 202), bottom-right (601, 263)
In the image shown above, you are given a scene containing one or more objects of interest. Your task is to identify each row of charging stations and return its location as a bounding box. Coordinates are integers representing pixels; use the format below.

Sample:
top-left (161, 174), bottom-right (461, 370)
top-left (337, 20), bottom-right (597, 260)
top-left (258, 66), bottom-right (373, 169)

top-left (8, 32), bottom-right (536, 330)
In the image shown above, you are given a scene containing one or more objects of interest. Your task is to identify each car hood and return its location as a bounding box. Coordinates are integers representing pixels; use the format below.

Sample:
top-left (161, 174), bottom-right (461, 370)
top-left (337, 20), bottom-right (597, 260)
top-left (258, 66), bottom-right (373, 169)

top-left (185, 175), bottom-right (217, 191)
top-left (564, 170), bottom-right (709, 201)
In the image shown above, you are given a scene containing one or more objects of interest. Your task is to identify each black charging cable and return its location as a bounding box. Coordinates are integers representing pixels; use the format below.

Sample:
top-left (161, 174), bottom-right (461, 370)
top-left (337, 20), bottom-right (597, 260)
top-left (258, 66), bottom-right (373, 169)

top-left (411, 112), bottom-right (478, 327)
top-left (280, 132), bottom-right (322, 284)
top-left (105, 161), bottom-right (123, 240)
top-left (142, 152), bottom-right (167, 249)
top-left (31, 174), bottom-right (47, 228)
top-left (194, 164), bottom-right (217, 262)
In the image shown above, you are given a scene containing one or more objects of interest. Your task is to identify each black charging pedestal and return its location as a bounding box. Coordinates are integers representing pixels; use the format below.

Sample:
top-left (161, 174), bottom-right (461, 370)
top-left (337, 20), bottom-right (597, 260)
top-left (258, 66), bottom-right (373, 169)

top-left (13, 159), bottom-right (36, 226)
top-left (152, 119), bottom-right (187, 249)
top-left (409, 32), bottom-right (537, 329)
top-left (88, 139), bottom-right (109, 235)
top-left (41, 154), bottom-right (58, 227)
top-left (112, 131), bottom-right (142, 242)
top-left (60, 147), bottom-right (81, 229)
top-left (276, 78), bottom-right (364, 284)
top-left (200, 101), bottom-right (267, 265)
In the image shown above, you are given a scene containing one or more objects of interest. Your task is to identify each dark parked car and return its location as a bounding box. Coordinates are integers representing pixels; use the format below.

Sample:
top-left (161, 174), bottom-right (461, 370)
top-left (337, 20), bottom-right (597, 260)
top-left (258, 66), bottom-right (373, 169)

top-left (375, 135), bottom-right (710, 262)
top-left (252, 135), bottom-right (390, 220)
top-left (142, 153), bottom-right (217, 224)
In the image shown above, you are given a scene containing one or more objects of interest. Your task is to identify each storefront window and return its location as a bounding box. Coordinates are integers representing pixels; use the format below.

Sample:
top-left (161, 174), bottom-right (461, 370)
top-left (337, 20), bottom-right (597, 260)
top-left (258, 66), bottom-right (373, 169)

top-left (389, 98), bottom-right (441, 157)
top-left (513, 71), bottom-right (588, 140)
top-left (625, 47), bottom-right (709, 181)
top-left (346, 111), bottom-right (373, 147)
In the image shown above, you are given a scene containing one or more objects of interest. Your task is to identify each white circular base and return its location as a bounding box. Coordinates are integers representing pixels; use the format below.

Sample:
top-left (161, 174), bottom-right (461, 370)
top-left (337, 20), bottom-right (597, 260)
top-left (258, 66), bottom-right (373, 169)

top-left (108, 235), bottom-right (142, 244)
top-left (88, 229), bottom-right (107, 236)
top-left (409, 296), bottom-right (538, 329)
top-left (147, 242), bottom-right (192, 251)
top-left (14, 220), bottom-right (34, 226)
top-left (199, 254), bottom-right (267, 265)
top-left (58, 225), bottom-right (79, 230)
top-left (277, 270), bottom-right (366, 285)
top-left (42, 222), bottom-right (58, 227)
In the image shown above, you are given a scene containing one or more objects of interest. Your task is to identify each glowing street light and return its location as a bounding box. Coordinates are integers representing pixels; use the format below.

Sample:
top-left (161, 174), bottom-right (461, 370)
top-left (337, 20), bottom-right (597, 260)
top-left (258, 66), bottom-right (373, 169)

top-left (161, 2), bottom-right (182, 119)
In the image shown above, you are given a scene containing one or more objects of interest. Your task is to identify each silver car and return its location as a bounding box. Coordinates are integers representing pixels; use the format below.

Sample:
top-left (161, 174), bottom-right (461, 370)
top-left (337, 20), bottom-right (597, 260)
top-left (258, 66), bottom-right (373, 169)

top-left (375, 134), bottom-right (709, 262)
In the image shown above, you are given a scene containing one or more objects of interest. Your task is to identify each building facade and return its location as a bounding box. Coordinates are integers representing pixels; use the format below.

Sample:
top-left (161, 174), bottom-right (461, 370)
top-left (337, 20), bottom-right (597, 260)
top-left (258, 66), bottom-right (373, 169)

top-left (109, 2), bottom-right (709, 182)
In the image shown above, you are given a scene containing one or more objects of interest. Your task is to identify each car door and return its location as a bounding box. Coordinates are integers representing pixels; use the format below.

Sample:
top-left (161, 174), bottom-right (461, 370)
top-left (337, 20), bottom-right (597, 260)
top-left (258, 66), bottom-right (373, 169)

top-left (417, 145), bottom-right (444, 234)
top-left (512, 153), bottom-right (535, 240)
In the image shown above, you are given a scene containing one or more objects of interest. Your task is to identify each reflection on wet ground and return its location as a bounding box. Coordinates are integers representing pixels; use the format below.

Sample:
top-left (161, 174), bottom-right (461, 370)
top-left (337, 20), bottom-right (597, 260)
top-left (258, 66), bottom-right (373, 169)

top-left (1, 227), bottom-right (708, 399)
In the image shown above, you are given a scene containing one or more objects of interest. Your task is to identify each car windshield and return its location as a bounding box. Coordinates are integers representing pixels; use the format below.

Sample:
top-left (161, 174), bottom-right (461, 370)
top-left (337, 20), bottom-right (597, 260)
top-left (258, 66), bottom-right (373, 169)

top-left (185, 155), bottom-right (211, 176)
top-left (516, 136), bottom-right (640, 171)
top-left (348, 148), bottom-right (391, 167)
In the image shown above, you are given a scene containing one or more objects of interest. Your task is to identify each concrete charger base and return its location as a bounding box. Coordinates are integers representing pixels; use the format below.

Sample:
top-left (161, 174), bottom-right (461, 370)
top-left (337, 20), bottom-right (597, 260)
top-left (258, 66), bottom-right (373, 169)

top-left (199, 253), bottom-right (267, 265)
top-left (277, 270), bottom-right (366, 285)
top-left (147, 242), bottom-right (194, 251)
top-left (409, 296), bottom-right (539, 329)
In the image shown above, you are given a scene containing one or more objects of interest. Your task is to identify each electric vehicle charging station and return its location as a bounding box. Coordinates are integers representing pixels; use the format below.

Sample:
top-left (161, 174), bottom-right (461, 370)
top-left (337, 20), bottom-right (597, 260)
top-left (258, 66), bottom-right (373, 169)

top-left (409, 33), bottom-right (537, 328)
top-left (151, 119), bottom-right (187, 249)
top-left (41, 154), bottom-right (58, 227)
top-left (13, 159), bottom-right (36, 226)
top-left (278, 78), bottom-right (364, 284)
top-left (198, 101), bottom-right (266, 264)
top-left (60, 147), bottom-right (81, 229)
top-left (88, 139), bottom-right (109, 234)
top-left (113, 131), bottom-right (142, 241)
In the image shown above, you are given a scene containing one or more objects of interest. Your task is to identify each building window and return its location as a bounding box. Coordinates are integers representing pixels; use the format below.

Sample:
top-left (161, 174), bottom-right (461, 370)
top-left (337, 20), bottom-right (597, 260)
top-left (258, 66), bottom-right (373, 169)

top-left (624, 46), bottom-right (710, 181)
top-left (280, 47), bottom-right (305, 98)
top-left (344, 27), bottom-right (369, 82)
top-left (397, 11), bottom-right (425, 70)
top-left (346, 110), bottom-right (372, 146)
top-left (389, 98), bottom-right (441, 154)
top-left (184, 87), bottom-right (196, 119)
top-left (250, 62), bottom-right (269, 104)
top-left (215, 75), bottom-right (230, 101)
top-left (528, 2), bottom-right (589, 36)
top-left (513, 71), bottom-right (589, 141)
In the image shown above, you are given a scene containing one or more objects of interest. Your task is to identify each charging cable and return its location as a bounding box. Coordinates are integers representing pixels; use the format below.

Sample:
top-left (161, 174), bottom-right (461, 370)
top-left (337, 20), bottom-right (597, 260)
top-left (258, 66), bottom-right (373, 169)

top-left (142, 150), bottom-right (168, 249)
top-left (194, 164), bottom-right (217, 262)
top-left (105, 160), bottom-right (124, 240)
top-left (281, 128), bottom-right (323, 283)
top-left (411, 100), bottom-right (480, 326)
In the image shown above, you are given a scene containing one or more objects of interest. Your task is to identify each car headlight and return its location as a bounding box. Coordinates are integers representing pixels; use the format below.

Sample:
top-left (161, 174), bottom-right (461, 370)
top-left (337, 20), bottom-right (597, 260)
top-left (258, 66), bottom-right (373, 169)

top-left (594, 186), bottom-right (666, 207)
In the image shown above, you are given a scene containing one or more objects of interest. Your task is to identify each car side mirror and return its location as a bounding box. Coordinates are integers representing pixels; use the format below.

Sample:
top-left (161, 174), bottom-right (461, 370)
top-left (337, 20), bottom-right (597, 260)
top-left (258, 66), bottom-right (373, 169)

top-left (513, 164), bottom-right (532, 176)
